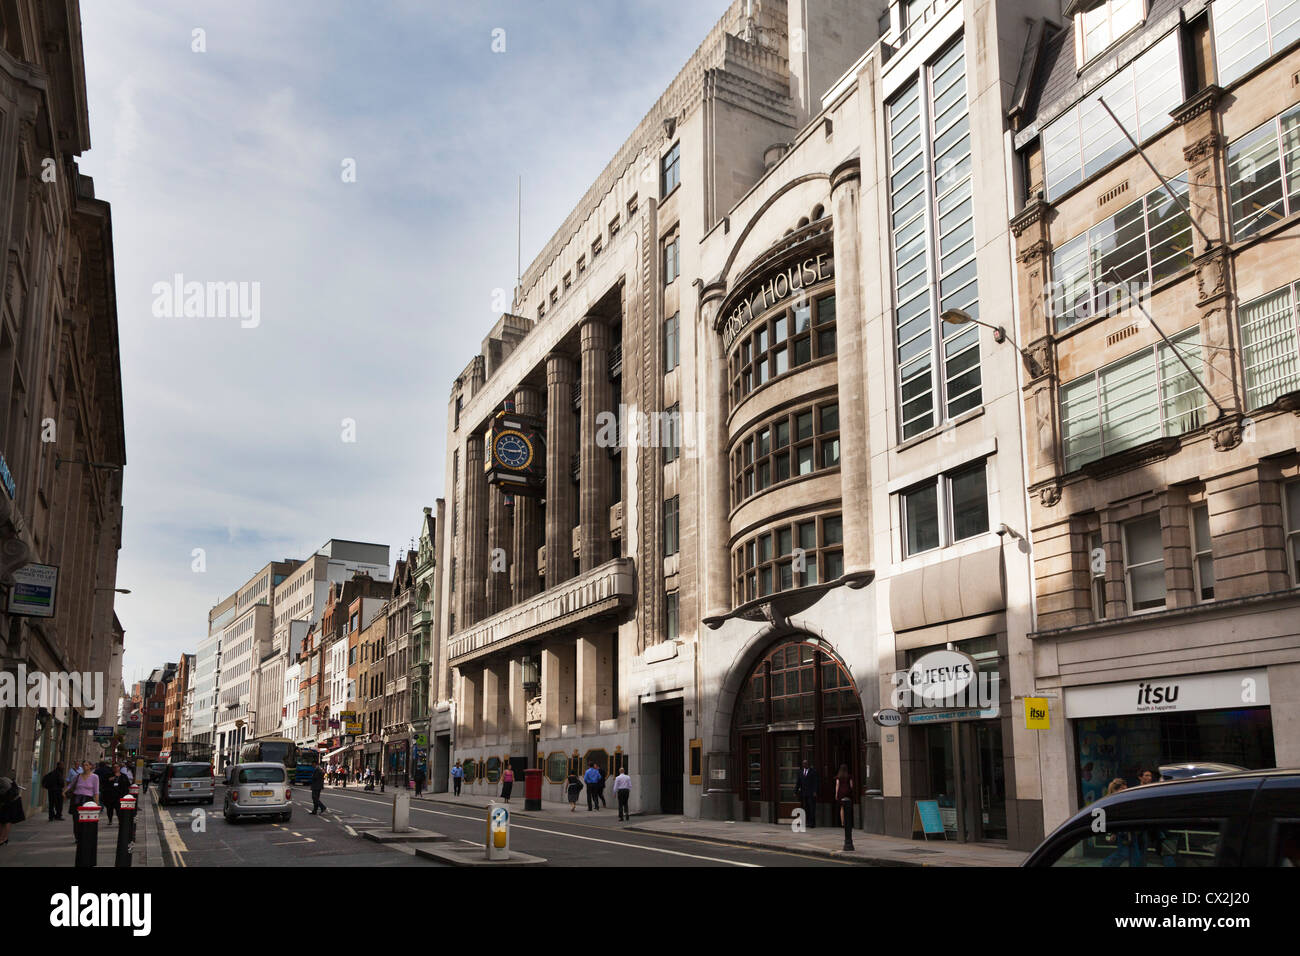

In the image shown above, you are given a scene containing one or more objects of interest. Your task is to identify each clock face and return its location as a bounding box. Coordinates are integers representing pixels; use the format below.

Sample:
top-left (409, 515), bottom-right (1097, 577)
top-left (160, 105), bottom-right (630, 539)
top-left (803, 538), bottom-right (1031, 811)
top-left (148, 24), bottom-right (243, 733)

top-left (493, 430), bottom-right (533, 470)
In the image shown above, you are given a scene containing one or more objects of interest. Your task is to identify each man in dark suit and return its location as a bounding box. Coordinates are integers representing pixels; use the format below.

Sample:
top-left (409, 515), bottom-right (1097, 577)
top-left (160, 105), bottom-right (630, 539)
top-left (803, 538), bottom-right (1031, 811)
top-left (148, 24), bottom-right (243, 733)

top-left (794, 759), bottom-right (820, 828)
top-left (309, 765), bottom-right (327, 815)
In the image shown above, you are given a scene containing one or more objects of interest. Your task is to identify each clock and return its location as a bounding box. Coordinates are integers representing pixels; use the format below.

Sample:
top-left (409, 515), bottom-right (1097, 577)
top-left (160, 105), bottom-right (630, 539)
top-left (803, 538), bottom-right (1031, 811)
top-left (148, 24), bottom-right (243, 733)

top-left (493, 429), bottom-right (534, 470)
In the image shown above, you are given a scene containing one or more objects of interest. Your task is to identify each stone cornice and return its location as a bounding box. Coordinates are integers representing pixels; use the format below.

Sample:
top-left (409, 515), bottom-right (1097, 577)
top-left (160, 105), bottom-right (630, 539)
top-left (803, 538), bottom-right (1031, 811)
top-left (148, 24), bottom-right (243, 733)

top-left (1170, 85), bottom-right (1223, 127)
top-left (1011, 198), bottom-right (1050, 238)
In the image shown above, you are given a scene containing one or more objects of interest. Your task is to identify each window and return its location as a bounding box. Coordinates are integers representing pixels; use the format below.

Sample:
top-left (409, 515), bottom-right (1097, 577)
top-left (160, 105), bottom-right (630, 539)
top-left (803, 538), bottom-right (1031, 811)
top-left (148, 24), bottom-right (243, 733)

top-left (627, 195), bottom-right (639, 219)
top-left (663, 403), bottom-right (681, 465)
top-left (1047, 822), bottom-right (1225, 867)
top-left (887, 36), bottom-right (982, 440)
top-left (609, 215), bottom-right (621, 239)
top-left (1077, 0), bottom-right (1145, 64)
top-left (730, 293), bottom-right (835, 404)
top-left (1052, 177), bottom-right (1193, 330)
top-left (663, 235), bottom-right (680, 285)
top-left (733, 513), bottom-right (843, 603)
top-left (1213, 0), bottom-right (1300, 86)
top-left (665, 591), bottom-right (679, 640)
top-left (1192, 504), bottom-right (1215, 601)
top-left (1041, 32), bottom-right (1183, 200)
top-left (664, 312), bottom-right (680, 372)
top-left (900, 460), bottom-right (989, 557)
top-left (664, 496), bottom-right (680, 557)
top-left (577, 255), bottom-right (586, 275)
top-left (661, 141), bottom-right (681, 196)
top-left (591, 235), bottom-right (603, 259)
top-left (731, 399), bottom-right (840, 504)
top-left (1286, 480), bottom-right (1300, 584)
top-left (550, 287), bottom-right (558, 306)
top-left (1059, 328), bottom-right (1204, 471)
top-left (1123, 514), bottom-right (1166, 612)
top-left (1226, 102), bottom-right (1300, 240)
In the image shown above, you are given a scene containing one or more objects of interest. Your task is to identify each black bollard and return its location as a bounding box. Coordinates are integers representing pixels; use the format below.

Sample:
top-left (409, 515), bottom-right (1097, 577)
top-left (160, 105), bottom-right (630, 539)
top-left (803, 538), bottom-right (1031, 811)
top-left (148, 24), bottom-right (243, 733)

top-left (75, 801), bottom-right (101, 867)
top-left (840, 798), bottom-right (855, 851)
top-left (115, 794), bottom-right (136, 867)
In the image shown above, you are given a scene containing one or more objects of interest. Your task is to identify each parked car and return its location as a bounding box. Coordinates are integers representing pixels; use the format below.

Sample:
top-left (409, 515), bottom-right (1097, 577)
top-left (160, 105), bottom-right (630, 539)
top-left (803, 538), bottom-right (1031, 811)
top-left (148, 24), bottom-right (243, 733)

top-left (1024, 768), bottom-right (1300, 867)
top-left (223, 762), bottom-right (292, 823)
top-left (157, 762), bottom-right (215, 806)
top-left (1159, 762), bottom-right (1247, 781)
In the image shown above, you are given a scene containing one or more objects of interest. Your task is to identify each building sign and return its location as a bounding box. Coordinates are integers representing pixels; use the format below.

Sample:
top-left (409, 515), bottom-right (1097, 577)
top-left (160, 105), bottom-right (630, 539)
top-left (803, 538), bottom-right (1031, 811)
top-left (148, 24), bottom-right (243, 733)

top-left (905, 649), bottom-right (978, 702)
top-left (342, 710), bottom-right (362, 735)
top-left (872, 708), bottom-right (904, 727)
top-left (1064, 669), bottom-right (1270, 719)
top-left (7, 564), bottom-right (58, 618)
top-left (0, 451), bottom-right (14, 498)
top-left (721, 252), bottom-right (833, 351)
top-left (907, 707), bottom-right (999, 725)
top-left (1024, 697), bottom-right (1050, 730)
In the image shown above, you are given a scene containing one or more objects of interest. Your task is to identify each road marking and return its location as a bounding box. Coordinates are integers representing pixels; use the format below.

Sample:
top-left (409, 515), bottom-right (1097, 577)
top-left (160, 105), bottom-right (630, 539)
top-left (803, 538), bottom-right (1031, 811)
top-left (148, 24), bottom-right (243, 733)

top-left (322, 791), bottom-right (760, 866)
top-left (292, 832), bottom-right (302, 837)
top-left (271, 838), bottom-right (315, 846)
top-left (345, 825), bottom-right (357, 837)
top-left (153, 792), bottom-right (189, 867)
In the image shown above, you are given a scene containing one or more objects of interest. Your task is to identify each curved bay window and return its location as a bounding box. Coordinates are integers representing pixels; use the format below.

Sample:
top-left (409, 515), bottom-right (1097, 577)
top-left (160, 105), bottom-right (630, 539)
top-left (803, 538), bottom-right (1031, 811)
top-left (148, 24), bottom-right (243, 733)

top-left (730, 292), bottom-right (837, 407)
top-left (732, 398), bottom-right (840, 506)
top-left (732, 638), bottom-right (864, 823)
top-left (734, 513), bottom-right (843, 604)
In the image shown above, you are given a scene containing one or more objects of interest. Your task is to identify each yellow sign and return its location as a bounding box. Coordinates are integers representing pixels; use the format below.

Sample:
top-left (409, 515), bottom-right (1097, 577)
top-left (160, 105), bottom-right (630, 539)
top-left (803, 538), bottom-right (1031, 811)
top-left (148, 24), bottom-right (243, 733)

top-left (1024, 697), bottom-right (1050, 730)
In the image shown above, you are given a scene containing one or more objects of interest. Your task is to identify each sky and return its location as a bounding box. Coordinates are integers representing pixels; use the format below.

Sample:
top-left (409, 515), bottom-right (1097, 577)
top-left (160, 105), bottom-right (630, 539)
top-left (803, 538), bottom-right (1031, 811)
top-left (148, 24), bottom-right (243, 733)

top-left (77, 0), bottom-right (732, 686)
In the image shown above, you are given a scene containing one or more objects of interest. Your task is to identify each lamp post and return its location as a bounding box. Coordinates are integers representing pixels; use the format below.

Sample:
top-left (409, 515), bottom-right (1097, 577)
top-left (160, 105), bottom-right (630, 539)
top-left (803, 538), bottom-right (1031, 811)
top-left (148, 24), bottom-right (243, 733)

top-left (940, 308), bottom-right (1009, 344)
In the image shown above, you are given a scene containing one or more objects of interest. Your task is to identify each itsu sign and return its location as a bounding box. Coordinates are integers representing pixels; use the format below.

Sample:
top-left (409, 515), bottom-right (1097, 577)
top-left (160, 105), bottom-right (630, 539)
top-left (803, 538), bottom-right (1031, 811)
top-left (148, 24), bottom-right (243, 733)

top-left (1064, 669), bottom-right (1270, 719)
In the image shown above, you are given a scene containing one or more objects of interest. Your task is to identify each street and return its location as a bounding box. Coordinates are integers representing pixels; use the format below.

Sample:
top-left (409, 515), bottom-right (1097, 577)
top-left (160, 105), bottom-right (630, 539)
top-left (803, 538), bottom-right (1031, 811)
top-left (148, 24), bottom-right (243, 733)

top-left (155, 784), bottom-right (847, 867)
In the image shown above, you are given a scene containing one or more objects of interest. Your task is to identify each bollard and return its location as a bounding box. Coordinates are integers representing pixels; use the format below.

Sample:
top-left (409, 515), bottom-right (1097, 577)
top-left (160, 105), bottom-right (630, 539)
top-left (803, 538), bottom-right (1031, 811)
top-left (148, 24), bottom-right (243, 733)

top-left (75, 801), bottom-right (101, 868)
top-left (116, 793), bottom-right (136, 868)
top-left (391, 789), bottom-right (410, 833)
top-left (485, 801), bottom-right (510, 860)
top-left (840, 797), bottom-right (855, 851)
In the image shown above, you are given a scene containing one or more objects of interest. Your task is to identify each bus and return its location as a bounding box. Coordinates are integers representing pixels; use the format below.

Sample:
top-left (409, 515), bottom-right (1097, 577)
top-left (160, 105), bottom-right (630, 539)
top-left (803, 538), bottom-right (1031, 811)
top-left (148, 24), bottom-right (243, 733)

top-left (239, 737), bottom-right (297, 777)
top-left (292, 746), bottom-right (320, 786)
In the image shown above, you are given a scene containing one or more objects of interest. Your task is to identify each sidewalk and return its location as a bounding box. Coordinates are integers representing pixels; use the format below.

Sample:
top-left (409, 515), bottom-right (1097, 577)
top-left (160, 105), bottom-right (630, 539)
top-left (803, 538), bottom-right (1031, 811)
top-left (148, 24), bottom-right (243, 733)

top-left (403, 790), bottom-right (1025, 866)
top-left (0, 794), bottom-right (163, 868)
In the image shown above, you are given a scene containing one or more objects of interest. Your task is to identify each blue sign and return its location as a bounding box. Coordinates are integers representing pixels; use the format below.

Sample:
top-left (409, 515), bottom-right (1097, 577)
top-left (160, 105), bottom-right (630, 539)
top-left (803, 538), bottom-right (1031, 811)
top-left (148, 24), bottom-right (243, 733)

top-left (914, 800), bottom-right (945, 835)
top-left (0, 452), bottom-right (14, 498)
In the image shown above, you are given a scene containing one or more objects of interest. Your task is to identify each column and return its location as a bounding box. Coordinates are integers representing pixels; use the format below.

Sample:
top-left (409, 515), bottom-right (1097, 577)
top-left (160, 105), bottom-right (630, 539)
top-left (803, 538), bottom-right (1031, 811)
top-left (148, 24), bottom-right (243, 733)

top-left (700, 286), bottom-right (732, 620)
top-left (462, 433), bottom-right (489, 625)
top-left (460, 669), bottom-right (480, 745)
top-left (576, 633), bottom-right (599, 734)
top-left (596, 633), bottom-right (614, 723)
top-left (508, 657), bottom-right (527, 753)
top-left (481, 665), bottom-right (500, 743)
top-left (487, 484), bottom-right (511, 615)
top-left (545, 354), bottom-right (578, 591)
top-left (579, 317), bottom-right (614, 572)
top-left (541, 646), bottom-right (562, 740)
top-left (830, 158), bottom-right (871, 574)
top-left (511, 385), bottom-right (544, 603)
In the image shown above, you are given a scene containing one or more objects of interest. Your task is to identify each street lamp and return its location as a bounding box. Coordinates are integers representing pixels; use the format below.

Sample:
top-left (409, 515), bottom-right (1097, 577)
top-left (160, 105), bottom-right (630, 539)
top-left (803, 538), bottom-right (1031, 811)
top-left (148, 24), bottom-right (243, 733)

top-left (96, 587), bottom-right (131, 594)
top-left (940, 308), bottom-right (1007, 344)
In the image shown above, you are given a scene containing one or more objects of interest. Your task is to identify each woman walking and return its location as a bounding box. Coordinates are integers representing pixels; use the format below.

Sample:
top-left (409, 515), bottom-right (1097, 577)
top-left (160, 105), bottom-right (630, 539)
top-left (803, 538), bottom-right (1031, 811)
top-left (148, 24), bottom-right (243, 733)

top-left (834, 763), bottom-right (855, 827)
top-left (566, 770), bottom-right (582, 812)
top-left (0, 774), bottom-right (26, 846)
top-left (68, 761), bottom-right (100, 841)
top-left (500, 766), bottom-right (515, 803)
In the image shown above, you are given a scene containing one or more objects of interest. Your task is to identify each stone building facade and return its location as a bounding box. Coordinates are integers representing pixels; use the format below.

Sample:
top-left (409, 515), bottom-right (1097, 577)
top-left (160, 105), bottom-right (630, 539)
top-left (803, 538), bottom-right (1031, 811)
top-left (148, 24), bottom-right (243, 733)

top-left (1009, 0), bottom-right (1300, 831)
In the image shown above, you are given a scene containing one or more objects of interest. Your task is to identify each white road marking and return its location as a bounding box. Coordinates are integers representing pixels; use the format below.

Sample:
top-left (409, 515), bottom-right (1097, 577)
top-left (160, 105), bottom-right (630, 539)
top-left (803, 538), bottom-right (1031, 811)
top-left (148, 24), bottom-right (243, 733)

top-left (345, 826), bottom-right (357, 837)
top-left (153, 793), bottom-right (189, 867)
top-left (327, 792), bottom-right (760, 867)
top-left (271, 838), bottom-right (315, 846)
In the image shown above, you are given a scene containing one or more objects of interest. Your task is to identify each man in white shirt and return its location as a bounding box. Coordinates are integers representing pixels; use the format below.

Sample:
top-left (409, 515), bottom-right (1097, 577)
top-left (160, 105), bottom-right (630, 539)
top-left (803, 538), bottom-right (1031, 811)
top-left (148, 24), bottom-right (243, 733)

top-left (613, 767), bottom-right (632, 821)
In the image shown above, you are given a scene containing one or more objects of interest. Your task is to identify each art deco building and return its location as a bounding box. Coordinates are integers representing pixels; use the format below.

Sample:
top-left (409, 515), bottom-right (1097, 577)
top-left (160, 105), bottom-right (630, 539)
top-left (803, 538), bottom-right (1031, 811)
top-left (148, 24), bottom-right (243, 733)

top-left (437, 0), bottom-right (1057, 850)
top-left (0, 0), bottom-right (126, 810)
top-left (1010, 0), bottom-right (1300, 833)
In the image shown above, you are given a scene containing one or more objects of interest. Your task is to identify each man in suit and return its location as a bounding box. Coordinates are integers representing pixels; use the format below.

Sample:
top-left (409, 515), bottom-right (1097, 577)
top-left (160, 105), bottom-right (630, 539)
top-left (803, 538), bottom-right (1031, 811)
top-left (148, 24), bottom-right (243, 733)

top-left (309, 765), bottom-right (327, 815)
top-left (794, 759), bottom-right (820, 828)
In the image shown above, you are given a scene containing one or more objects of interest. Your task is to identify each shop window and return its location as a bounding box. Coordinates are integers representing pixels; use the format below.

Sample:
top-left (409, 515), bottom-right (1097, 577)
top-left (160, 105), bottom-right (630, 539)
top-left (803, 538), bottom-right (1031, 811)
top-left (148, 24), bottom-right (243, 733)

top-left (661, 141), bottom-right (681, 196)
top-left (664, 311), bottom-right (680, 372)
top-left (1238, 283), bottom-right (1300, 409)
top-left (1192, 504), bottom-right (1215, 601)
top-left (1213, 0), bottom-right (1300, 87)
top-left (1286, 480), bottom-right (1300, 585)
top-left (1051, 177), bottom-right (1193, 331)
top-left (900, 460), bottom-right (990, 558)
top-left (733, 512), bottom-right (843, 603)
top-left (1123, 513), bottom-right (1166, 612)
top-left (731, 398), bottom-right (839, 505)
top-left (664, 496), bottom-right (680, 557)
top-left (1076, 0), bottom-right (1145, 65)
top-left (1041, 32), bottom-right (1182, 200)
top-left (1059, 328), bottom-right (1204, 471)
top-left (1226, 103), bottom-right (1300, 240)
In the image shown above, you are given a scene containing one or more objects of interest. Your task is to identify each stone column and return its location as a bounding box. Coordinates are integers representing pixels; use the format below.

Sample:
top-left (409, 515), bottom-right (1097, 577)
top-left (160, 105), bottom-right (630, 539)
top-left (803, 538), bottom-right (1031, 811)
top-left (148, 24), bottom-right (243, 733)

top-left (462, 434), bottom-right (489, 626)
top-left (700, 285), bottom-right (732, 620)
top-left (487, 484), bottom-right (511, 615)
top-left (511, 386), bottom-right (544, 603)
top-left (508, 657), bottom-right (527, 753)
top-left (460, 669), bottom-right (480, 745)
top-left (481, 664), bottom-right (500, 743)
top-left (830, 158), bottom-right (871, 575)
top-left (541, 646), bottom-right (562, 740)
top-left (576, 633), bottom-right (599, 734)
top-left (596, 633), bottom-right (614, 722)
top-left (580, 317), bottom-right (614, 572)
top-left (545, 354), bottom-right (578, 591)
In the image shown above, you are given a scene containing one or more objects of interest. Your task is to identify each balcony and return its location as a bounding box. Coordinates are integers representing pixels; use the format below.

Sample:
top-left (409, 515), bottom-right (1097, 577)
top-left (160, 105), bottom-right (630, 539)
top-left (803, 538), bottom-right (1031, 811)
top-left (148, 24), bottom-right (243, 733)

top-left (448, 556), bottom-right (635, 667)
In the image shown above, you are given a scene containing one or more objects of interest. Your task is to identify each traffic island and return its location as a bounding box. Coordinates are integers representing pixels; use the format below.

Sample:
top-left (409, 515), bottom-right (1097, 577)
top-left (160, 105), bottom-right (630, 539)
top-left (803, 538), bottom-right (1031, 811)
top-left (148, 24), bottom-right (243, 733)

top-left (360, 827), bottom-right (449, 844)
top-left (413, 844), bottom-right (547, 866)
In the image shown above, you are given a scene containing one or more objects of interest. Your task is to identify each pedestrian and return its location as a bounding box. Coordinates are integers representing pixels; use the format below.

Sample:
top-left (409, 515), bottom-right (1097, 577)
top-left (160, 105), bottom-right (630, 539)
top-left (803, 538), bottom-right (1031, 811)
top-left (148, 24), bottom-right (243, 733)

top-left (1138, 768), bottom-right (1156, 786)
top-left (583, 761), bottom-right (602, 811)
top-left (500, 765), bottom-right (513, 803)
top-left (0, 774), bottom-right (25, 846)
top-left (1106, 778), bottom-right (1127, 796)
top-left (310, 764), bottom-right (327, 815)
top-left (834, 763), bottom-right (855, 827)
top-left (597, 764), bottom-right (608, 808)
top-left (68, 761), bottom-right (100, 841)
top-left (413, 764), bottom-right (426, 798)
top-left (794, 759), bottom-right (819, 828)
top-left (566, 770), bottom-right (582, 812)
top-left (43, 763), bottom-right (66, 821)
top-left (613, 765), bottom-right (632, 821)
top-left (341, 766), bottom-right (348, 788)
top-left (451, 762), bottom-right (463, 796)
top-left (102, 763), bottom-right (124, 827)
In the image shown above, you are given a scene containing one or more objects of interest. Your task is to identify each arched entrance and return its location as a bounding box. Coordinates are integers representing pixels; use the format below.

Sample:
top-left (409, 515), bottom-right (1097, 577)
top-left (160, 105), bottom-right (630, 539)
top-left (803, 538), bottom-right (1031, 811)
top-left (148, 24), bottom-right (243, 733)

top-left (731, 636), bottom-right (864, 823)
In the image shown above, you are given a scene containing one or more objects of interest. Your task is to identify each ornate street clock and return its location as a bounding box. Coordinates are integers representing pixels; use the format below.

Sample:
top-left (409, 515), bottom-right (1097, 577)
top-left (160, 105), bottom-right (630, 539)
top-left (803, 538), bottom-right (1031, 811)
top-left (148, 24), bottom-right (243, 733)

top-left (484, 405), bottom-right (546, 496)
top-left (492, 429), bottom-right (534, 470)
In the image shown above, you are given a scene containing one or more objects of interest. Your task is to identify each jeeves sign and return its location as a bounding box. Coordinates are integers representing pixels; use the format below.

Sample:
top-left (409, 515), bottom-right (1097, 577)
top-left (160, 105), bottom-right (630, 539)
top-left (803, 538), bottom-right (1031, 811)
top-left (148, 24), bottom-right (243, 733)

top-left (721, 253), bottom-right (832, 351)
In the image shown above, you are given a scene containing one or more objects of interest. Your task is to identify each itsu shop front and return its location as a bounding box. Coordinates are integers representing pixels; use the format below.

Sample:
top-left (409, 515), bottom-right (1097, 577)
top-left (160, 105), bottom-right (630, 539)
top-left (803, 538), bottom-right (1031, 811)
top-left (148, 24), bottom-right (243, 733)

top-left (1066, 669), bottom-right (1276, 806)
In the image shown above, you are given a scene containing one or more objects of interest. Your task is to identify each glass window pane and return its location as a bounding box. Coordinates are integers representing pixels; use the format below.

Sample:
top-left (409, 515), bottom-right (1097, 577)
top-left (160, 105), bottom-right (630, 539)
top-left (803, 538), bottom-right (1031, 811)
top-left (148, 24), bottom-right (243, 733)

top-left (796, 411), bottom-right (814, 440)
top-left (797, 445), bottom-right (814, 475)
top-left (799, 521), bottom-right (816, 551)
top-left (817, 294), bottom-right (836, 325)
top-left (774, 420), bottom-right (790, 448)
top-left (949, 464), bottom-right (989, 540)
top-left (822, 438), bottom-right (840, 468)
top-left (823, 516), bottom-right (843, 545)
top-left (1228, 118), bottom-right (1284, 239)
top-left (904, 482), bottom-right (941, 555)
top-left (778, 527), bottom-right (793, 555)
top-left (820, 403), bottom-right (839, 433)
